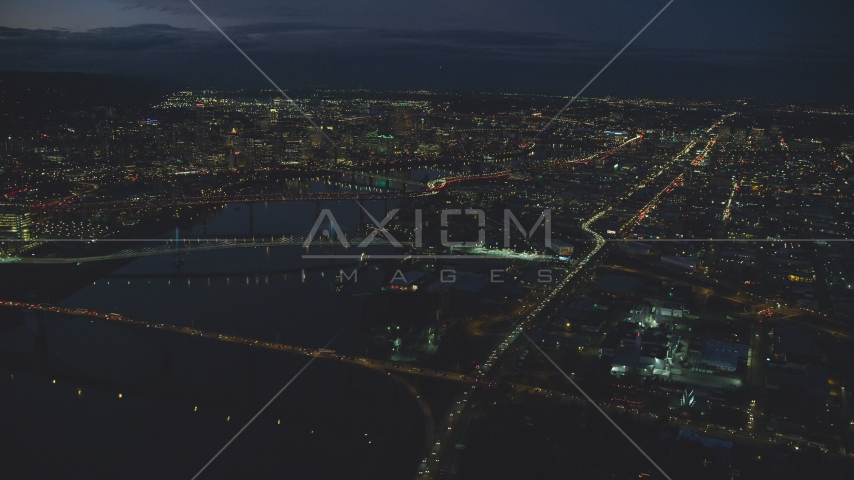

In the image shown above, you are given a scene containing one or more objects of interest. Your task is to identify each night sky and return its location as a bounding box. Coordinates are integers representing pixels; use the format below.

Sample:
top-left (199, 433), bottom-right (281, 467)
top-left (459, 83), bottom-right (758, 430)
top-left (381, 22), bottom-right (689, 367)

top-left (1, 0), bottom-right (852, 101)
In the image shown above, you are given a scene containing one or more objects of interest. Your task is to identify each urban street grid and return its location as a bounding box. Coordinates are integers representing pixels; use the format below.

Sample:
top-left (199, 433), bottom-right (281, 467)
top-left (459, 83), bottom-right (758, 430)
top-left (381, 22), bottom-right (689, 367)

top-left (183, 0), bottom-right (677, 477)
top-left (1, 1), bottom-right (853, 479)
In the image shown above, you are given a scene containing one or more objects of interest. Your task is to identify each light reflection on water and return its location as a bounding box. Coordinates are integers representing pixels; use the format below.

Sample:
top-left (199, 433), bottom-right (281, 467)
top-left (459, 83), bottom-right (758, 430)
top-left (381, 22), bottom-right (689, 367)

top-left (0, 199), bottom-right (426, 479)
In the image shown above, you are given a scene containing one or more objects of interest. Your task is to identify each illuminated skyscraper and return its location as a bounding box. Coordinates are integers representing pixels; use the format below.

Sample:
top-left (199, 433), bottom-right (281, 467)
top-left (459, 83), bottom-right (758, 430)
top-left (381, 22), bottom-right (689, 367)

top-left (0, 207), bottom-right (32, 241)
top-left (769, 124), bottom-right (780, 137)
top-left (196, 103), bottom-right (206, 162)
top-left (393, 105), bottom-right (413, 135)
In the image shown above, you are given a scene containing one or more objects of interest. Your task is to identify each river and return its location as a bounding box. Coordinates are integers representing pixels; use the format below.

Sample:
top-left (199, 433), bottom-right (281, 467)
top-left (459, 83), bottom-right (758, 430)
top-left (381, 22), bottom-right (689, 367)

top-left (0, 197), bottom-right (431, 479)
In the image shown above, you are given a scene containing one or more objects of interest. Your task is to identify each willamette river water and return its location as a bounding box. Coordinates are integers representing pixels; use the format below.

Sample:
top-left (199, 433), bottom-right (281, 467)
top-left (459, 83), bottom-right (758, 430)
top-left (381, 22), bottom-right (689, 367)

top-left (0, 198), bottom-right (430, 479)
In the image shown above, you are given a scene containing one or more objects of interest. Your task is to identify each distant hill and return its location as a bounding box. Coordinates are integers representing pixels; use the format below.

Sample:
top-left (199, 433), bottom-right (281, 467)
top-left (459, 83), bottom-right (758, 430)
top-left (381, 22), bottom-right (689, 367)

top-left (0, 70), bottom-right (169, 135)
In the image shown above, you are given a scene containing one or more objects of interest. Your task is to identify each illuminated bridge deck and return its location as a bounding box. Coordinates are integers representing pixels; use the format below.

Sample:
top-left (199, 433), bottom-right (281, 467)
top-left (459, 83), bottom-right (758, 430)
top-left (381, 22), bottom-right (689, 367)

top-left (0, 300), bottom-right (475, 384)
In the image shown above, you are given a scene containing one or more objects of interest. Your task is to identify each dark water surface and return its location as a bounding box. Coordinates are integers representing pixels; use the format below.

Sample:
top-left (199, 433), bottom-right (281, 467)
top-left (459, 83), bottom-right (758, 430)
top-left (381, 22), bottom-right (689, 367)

top-left (0, 200), bottom-right (427, 479)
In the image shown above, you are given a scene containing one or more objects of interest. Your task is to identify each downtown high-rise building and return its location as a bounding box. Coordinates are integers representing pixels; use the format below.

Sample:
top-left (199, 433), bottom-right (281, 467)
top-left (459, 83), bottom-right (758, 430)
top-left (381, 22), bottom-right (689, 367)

top-left (393, 105), bottom-right (413, 136)
top-left (0, 206), bottom-right (32, 241)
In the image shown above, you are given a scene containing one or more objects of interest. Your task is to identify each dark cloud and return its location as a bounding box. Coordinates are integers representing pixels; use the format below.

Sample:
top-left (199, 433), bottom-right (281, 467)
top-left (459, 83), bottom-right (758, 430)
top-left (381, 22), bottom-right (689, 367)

top-left (1, 0), bottom-right (852, 102)
top-left (374, 29), bottom-right (566, 48)
top-left (107, 0), bottom-right (316, 19)
top-left (229, 22), bottom-right (349, 35)
top-left (0, 24), bottom-right (195, 48)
